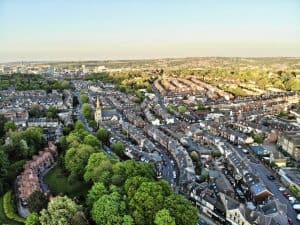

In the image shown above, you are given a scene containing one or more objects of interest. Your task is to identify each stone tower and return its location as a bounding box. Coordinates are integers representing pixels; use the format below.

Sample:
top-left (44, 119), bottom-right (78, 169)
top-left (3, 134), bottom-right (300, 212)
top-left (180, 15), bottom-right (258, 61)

top-left (94, 96), bottom-right (102, 126)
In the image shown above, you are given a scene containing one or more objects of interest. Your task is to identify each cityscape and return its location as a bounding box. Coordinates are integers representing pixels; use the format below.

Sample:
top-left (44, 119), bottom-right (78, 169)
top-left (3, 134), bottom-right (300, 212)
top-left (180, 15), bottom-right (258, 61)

top-left (1, 1), bottom-right (300, 225)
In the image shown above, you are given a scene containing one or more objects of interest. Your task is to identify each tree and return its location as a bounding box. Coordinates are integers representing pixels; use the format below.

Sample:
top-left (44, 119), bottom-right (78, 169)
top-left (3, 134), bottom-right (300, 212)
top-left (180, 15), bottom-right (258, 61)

top-left (4, 121), bottom-right (17, 132)
top-left (40, 196), bottom-right (80, 225)
top-left (46, 106), bottom-right (59, 119)
top-left (74, 120), bottom-right (86, 131)
top-left (122, 215), bottom-right (134, 225)
top-left (96, 128), bottom-right (110, 146)
top-left (87, 182), bottom-right (109, 207)
top-left (82, 103), bottom-right (92, 120)
top-left (164, 194), bottom-right (198, 225)
top-left (0, 147), bottom-right (9, 194)
top-left (83, 134), bottom-right (100, 147)
top-left (177, 105), bottom-right (187, 114)
top-left (124, 176), bottom-right (152, 200)
top-left (29, 105), bottom-right (46, 118)
top-left (211, 150), bottom-right (221, 158)
top-left (27, 190), bottom-right (49, 213)
top-left (123, 160), bottom-right (155, 180)
top-left (84, 152), bottom-right (113, 184)
top-left (71, 211), bottom-right (90, 225)
top-left (92, 192), bottom-right (125, 225)
top-left (111, 141), bottom-right (125, 157)
top-left (80, 94), bottom-right (89, 104)
top-left (25, 213), bottom-right (40, 225)
top-left (65, 144), bottom-right (96, 177)
top-left (154, 209), bottom-right (175, 225)
top-left (7, 127), bottom-right (45, 160)
top-left (129, 182), bottom-right (167, 225)
top-left (190, 151), bottom-right (199, 162)
top-left (0, 115), bottom-right (8, 139)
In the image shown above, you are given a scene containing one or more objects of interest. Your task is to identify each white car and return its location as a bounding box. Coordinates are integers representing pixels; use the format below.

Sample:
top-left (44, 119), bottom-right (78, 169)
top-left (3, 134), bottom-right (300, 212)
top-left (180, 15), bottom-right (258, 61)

top-left (279, 187), bottom-right (286, 192)
top-left (289, 196), bottom-right (297, 203)
top-left (297, 214), bottom-right (300, 221)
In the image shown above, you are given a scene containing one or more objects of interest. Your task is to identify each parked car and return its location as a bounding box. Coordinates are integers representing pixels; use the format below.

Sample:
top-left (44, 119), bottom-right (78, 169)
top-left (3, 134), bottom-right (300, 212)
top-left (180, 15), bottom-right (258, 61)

top-left (288, 217), bottom-right (293, 224)
top-left (279, 186), bottom-right (286, 192)
top-left (283, 191), bottom-right (290, 198)
top-left (267, 175), bottom-right (275, 180)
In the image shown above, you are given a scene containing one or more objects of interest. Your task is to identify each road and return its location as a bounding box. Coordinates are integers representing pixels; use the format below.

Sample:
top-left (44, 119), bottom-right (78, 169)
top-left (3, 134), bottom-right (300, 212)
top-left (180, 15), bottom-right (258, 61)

top-left (232, 144), bottom-right (300, 224)
top-left (250, 162), bottom-right (299, 224)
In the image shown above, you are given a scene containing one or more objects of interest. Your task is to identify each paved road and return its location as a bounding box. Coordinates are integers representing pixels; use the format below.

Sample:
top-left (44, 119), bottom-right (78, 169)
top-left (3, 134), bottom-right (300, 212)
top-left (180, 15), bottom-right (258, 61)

top-left (250, 162), bottom-right (299, 224)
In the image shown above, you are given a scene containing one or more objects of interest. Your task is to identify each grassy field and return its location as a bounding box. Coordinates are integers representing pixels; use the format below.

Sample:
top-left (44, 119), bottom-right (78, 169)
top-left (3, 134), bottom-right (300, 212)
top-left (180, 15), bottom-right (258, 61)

top-left (0, 196), bottom-right (22, 225)
top-left (45, 164), bottom-right (90, 199)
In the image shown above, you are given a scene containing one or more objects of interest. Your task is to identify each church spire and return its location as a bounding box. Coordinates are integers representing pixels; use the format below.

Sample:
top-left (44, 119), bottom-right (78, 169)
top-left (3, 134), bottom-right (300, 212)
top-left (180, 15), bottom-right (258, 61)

top-left (96, 96), bottom-right (100, 109)
top-left (95, 96), bottom-right (102, 126)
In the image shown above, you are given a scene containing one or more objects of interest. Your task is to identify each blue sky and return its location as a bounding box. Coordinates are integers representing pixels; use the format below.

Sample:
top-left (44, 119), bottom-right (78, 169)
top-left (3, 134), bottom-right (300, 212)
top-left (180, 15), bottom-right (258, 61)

top-left (0, 0), bottom-right (300, 62)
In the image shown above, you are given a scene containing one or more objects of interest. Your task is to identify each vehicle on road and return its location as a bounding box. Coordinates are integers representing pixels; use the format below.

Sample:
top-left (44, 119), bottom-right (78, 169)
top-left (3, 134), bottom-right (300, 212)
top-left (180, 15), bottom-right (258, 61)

top-left (267, 175), bottom-right (275, 180)
top-left (242, 149), bottom-right (249, 154)
top-left (279, 186), bottom-right (286, 192)
top-left (289, 196), bottom-right (297, 204)
top-left (293, 204), bottom-right (300, 212)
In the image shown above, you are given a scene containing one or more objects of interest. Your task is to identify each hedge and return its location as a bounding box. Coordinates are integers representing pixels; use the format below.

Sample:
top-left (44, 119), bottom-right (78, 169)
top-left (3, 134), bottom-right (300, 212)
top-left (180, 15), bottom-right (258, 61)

top-left (3, 191), bottom-right (25, 223)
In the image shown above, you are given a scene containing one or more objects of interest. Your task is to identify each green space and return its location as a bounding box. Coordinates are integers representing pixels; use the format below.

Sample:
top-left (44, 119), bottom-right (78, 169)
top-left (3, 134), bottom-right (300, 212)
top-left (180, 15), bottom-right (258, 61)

top-left (44, 164), bottom-right (90, 198)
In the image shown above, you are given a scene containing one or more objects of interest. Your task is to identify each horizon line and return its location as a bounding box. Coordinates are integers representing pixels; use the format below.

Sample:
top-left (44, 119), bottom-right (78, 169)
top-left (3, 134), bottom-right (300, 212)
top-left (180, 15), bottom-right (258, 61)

top-left (2, 55), bottom-right (300, 64)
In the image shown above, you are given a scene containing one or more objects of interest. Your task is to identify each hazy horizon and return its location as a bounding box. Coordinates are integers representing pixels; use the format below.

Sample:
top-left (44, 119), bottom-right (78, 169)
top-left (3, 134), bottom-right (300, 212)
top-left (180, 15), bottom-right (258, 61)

top-left (1, 0), bottom-right (300, 62)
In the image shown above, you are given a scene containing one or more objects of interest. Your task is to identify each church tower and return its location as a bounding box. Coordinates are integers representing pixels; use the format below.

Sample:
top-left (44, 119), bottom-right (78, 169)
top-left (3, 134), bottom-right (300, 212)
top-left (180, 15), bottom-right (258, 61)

top-left (94, 96), bottom-right (102, 126)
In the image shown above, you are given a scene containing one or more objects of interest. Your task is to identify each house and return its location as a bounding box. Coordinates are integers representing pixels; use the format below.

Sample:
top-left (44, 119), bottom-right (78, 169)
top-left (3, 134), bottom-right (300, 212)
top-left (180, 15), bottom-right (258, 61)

top-left (277, 131), bottom-right (300, 160)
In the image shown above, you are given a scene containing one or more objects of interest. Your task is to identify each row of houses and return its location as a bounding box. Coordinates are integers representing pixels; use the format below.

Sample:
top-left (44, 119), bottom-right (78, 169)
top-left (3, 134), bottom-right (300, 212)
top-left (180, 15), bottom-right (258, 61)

top-left (16, 142), bottom-right (57, 206)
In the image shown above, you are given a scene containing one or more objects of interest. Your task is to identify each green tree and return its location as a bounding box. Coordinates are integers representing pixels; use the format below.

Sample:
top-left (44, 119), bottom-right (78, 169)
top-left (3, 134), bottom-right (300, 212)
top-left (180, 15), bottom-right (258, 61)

top-left (83, 134), bottom-right (100, 147)
top-left (4, 121), bottom-right (17, 132)
top-left (154, 209), bottom-right (175, 225)
top-left (0, 115), bottom-right (8, 139)
top-left (40, 196), bottom-right (80, 225)
top-left (177, 105), bottom-right (187, 114)
top-left (92, 192), bottom-right (125, 225)
top-left (25, 212), bottom-right (40, 225)
top-left (70, 211), bottom-right (90, 225)
top-left (65, 144), bottom-right (96, 177)
top-left (27, 190), bottom-right (49, 213)
top-left (0, 147), bottom-right (9, 194)
top-left (87, 182), bottom-right (109, 207)
top-left (164, 194), bottom-right (198, 225)
top-left (111, 141), bottom-right (125, 157)
top-left (75, 120), bottom-right (86, 131)
top-left (84, 152), bottom-right (113, 184)
top-left (29, 105), bottom-right (46, 118)
top-left (46, 106), bottom-right (59, 119)
top-left (96, 128), bottom-right (110, 146)
top-left (124, 176), bottom-right (152, 200)
top-left (123, 215), bottom-right (134, 225)
top-left (82, 103), bottom-right (92, 120)
top-left (80, 94), bottom-right (89, 104)
top-left (129, 182), bottom-right (167, 225)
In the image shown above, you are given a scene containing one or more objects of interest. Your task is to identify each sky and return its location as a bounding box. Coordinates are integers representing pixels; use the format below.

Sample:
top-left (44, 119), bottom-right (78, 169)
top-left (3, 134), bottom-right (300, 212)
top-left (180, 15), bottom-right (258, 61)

top-left (0, 0), bottom-right (300, 62)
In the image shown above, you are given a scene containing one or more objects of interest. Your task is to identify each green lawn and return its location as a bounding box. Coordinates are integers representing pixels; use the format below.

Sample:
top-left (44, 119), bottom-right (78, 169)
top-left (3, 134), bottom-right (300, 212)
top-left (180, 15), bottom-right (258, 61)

top-left (45, 165), bottom-right (90, 199)
top-left (0, 196), bottom-right (22, 225)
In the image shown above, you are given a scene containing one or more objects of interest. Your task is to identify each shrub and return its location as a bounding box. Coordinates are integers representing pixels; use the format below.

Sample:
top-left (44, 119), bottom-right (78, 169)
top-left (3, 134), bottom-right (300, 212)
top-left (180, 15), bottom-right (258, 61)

top-left (3, 191), bottom-right (25, 223)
